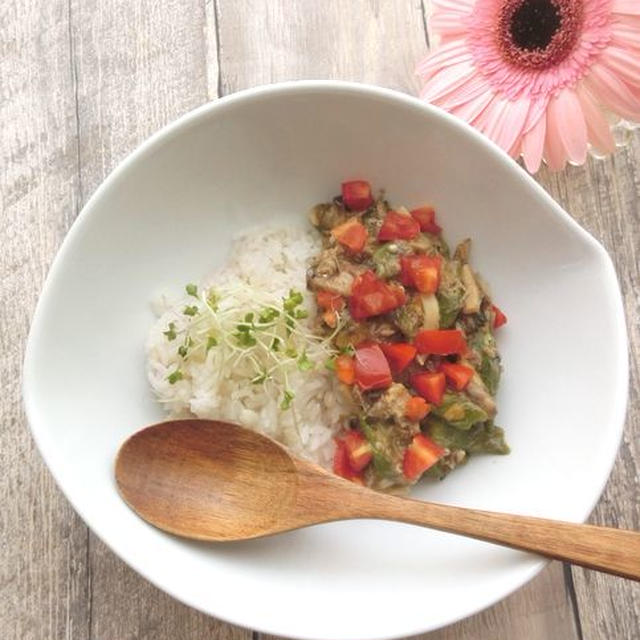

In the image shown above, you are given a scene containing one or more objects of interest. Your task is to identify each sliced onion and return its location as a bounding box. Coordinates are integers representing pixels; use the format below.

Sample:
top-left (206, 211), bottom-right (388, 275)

top-left (420, 293), bottom-right (440, 330)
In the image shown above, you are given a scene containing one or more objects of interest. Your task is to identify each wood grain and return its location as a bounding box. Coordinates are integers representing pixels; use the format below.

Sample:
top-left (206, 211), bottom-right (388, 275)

top-left (537, 138), bottom-right (640, 640)
top-left (0, 2), bottom-right (89, 639)
top-left (421, 563), bottom-right (580, 640)
top-left (214, 0), bottom-right (428, 94)
top-left (63, 1), bottom-right (250, 638)
top-left (70, 0), bottom-right (210, 200)
top-left (262, 565), bottom-right (580, 640)
top-left (115, 420), bottom-right (302, 541)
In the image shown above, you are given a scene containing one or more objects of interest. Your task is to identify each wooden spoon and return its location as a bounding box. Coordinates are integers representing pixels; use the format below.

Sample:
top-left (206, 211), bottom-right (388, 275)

top-left (115, 419), bottom-right (640, 580)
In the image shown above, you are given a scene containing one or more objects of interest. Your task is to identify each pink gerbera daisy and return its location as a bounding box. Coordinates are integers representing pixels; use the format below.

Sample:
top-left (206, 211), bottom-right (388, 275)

top-left (418, 0), bottom-right (640, 171)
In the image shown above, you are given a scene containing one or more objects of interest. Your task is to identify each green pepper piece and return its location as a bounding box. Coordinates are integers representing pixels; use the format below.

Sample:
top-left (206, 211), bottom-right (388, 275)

top-left (372, 244), bottom-right (401, 279)
top-left (469, 325), bottom-right (502, 395)
top-left (478, 351), bottom-right (501, 395)
top-left (426, 415), bottom-right (509, 454)
top-left (436, 260), bottom-right (465, 328)
top-left (432, 392), bottom-right (488, 430)
top-left (391, 295), bottom-right (424, 338)
top-left (360, 419), bottom-right (397, 479)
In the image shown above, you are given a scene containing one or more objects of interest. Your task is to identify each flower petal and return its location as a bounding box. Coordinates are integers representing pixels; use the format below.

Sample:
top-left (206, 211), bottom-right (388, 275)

top-left (599, 47), bottom-right (640, 87)
top-left (584, 62), bottom-right (640, 121)
top-left (613, 0), bottom-right (640, 15)
top-left (543, 122), bottom-right (567, 172)
top-left (547, 89), bottom-right (588, 165)
top-left (614, 15), bottom-right (640, 30)
top-left (430, 13), bottom-right (469, 42)
top-left (420, 61), bottom-right (476, 103)
top-left (450, 90), bottom-right (495, 126)
top-left (576, 84), bottom-right (616, 155)
top-left (508, 134), bottom-right (522, 159)
top-left (472, 94), bottom-right (507, 134)
top-left (438, 73), bottom-right (493, 110)
top-left (416, 42), bottom-right (471, 80)
top-left (611, 22), bottom-right (640, 53)
top-left (522, 97), bottom-right (550, 134)
top-left (487, 97), bottom-right (531, 154)
top-left (432, 0), bottom-right (474, 13)
top-left (521, 114), bottom-right (546, 173)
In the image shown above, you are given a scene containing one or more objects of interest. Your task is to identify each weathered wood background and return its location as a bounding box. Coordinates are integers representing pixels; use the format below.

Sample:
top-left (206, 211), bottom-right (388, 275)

top-left (2, 1), bottom-right (638, 638)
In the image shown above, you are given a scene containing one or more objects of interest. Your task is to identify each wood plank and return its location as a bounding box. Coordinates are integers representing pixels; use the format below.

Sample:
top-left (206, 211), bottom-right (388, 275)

top-left (259, 564), bottom-right (578, 640)
top-left (212, 2), bottom-right (580, 639)
top-left (67, 1), bottom-right (250, 637)
top-left (71, 0), bottom-right (211, 199)
top-left (426, 563), bottom-right (580, 640)
top-left (537, 136), bottom-right (640, 640)
top-left (88, 540), bottom-right (249, 640)
top-left (0, 1), bottom-right (90, 639)
top-left (213, 0), bottom-right (428, 94)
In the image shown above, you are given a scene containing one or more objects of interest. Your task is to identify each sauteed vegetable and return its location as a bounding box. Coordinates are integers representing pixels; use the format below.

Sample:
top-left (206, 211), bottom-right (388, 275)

top-left (308, 180), bottom-right (509, 489)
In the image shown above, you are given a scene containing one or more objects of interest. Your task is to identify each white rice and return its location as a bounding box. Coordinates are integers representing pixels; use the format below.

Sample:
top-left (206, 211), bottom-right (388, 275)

top-left (146, 226), bottom-right (354, 468)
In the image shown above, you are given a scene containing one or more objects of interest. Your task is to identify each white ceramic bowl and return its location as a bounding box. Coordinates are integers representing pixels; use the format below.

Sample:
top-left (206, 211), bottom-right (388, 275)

top-left (24, 82), bottom-right (628, 639)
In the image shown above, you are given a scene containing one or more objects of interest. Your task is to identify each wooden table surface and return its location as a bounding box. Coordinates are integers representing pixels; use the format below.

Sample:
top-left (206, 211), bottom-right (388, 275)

top-left (2, 1), bottom-right (639, 638)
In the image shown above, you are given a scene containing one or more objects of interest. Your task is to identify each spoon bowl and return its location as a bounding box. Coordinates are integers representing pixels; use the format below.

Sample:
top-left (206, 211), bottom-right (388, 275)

top-left (116, 419), bottom-right (374, 540)
top-left (117, 420), bottom-right (302, 540)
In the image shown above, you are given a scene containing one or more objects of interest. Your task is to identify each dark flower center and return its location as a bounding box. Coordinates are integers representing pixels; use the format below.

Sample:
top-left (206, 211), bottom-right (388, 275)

top-left (498, 0), bottom-right (583, 70)
top-left (510, 0), bottom-right (561, 50)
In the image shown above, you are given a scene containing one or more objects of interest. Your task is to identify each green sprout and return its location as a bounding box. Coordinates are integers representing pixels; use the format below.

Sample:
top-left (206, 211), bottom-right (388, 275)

top-left (185, 283), bottom-right (198, 297)
top-left (163, 322), bottom-right (177, 341)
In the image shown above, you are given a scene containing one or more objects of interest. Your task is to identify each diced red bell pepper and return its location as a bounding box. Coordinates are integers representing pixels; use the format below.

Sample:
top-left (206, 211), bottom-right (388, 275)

top-left (415, 329), bottom-right (467, 355)
top-left (440, 361), bottom-right (474, 391)
top-left (341, 180), bottom-right (373, 211)
top-left (377, 210), bottom-right (420, 241)
top-left (492, 304), bottom-right (508, 329)
top-left (399, 254), bottom-right (441, 294)
top-left (335, 354), bottom-right (355, 385)
top-left (333, 438), bottom-right (364, 484)
top-left (410, 206), bottom-right (442, 235)
top-left (322, 311), bottom-right (335, 328)
top-left (390, 283), bottom-right (406, 305)
top-left (316, 290), bottom-right (345, 312)
top-left (354, 343), bottom-right (392, 391)
top-left (348, 270), bottom-right (406, 321)
top-left (405, 396), bottom-right (431, 421)
top-left (342, 430), bottom-right (373, 472)
top-left (317, 291), bottom-right (345, 328)
top-left (379, 342), bottom-right (416, 375)
top-left (411, 371), bottom-right (446, 405)
top-left (331, 218), bottom-right (368, 253)
top-left (402, 433), bottom-right (445, 480)
top-left (333, 438), bottom-right (350, 476)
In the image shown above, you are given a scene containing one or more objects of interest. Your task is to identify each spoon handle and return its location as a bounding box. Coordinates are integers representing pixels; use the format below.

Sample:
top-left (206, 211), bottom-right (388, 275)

top-left (361, 494), bottom-right (640, 580)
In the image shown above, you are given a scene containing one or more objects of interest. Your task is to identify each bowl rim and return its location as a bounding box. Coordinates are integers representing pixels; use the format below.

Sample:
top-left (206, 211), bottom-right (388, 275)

top-left (23, 80), bottom-right (629, 639)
